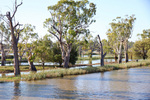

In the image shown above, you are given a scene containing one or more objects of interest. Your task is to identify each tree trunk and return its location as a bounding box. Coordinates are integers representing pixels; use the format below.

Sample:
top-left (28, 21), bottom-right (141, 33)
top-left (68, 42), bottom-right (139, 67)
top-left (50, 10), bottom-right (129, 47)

top-left (7, 12), bottom-right (20, 76)
top-left (97, 35), bottom-right (106, 66)
top-left (118, 41), bottom-right (123, 64)
top-left (42, 62), bottom-right (44, 69)
top-left (63, 54), bottom-right (70, 68)
top-left (13, 43), bottom-right (20, 75)
top-left (0, 43), bottom-right (6, 66)
top-left (114, 53), bottom-right (118, 62)
top-left (89, 52), bottom-right (92, 59)
top-left (28, 61), bottom-right (37, 71)
top-left (124, 40), bottom-right (128, 63)
top-left (63, 44), bottom-right (72, 68)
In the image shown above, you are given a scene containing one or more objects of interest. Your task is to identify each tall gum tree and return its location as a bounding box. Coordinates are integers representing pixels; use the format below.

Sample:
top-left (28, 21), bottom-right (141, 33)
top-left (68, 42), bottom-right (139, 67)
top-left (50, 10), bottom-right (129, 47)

top-left (19, 24), bottom-right (38, 71)
top-left (44, 0), bottom-right (96, 68)
top-left (108, 15), bottom-right (136, 63)
top-left (1, 0), bottom-right (23, 76)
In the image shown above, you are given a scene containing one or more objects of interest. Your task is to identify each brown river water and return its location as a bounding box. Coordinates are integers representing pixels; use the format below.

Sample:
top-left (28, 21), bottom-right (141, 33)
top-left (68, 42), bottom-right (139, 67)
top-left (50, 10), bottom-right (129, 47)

top-left (0, 67), bottom-right (150, 100)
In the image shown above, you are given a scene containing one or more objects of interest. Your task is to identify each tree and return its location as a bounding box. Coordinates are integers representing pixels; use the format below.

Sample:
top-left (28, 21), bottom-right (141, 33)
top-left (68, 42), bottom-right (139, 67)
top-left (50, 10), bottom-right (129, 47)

top-left (97, 35), bottom-right (106, 66)
top-left (122, 15), bottom-right (136, 62)
top-left (19, 24), bottom-right (38, 71)
top-left (133, 38), bottom-right (150, 60)
top-left (147, 49), bottom-right (150, 59)
top-left (52, 42), bottom-right (78, 67)
top-left (138, 29), bottom-right (150, 39)
top-left (108, 15), bottom-right (136, 63)
top-left (107, 29), bottom-right (119, 62)
top-left (1, 0), bottom-right (23, 76)
top-left (0, 22), bottom-right (10, 66)
top-left (26, 43), bottom-right (37, 71)
top-left (34, 34), bottom-right (53, 69)
top-left (51, 42), bottom-right (63, 67)
top-left (44, 0), bottom-right (96, 68)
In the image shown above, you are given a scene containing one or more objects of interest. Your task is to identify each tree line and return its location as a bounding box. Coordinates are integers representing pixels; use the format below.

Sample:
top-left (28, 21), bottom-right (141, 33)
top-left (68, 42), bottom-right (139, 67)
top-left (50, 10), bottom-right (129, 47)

top-left (0, 0), bottom-right (150, 76)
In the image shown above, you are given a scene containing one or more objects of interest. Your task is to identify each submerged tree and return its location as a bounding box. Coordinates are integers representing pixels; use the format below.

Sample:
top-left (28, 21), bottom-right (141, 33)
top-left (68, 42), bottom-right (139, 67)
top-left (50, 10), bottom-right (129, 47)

top-left (44, 0), bottom-right (96, 68)
top-left (0, 22), bottom-right (10, 66)
top-left (0, 0), bottom-right (23, 76)
top-left (19, 24), bottom-right (38, 71)
top-left (97, 35), bottom-right (106, 66)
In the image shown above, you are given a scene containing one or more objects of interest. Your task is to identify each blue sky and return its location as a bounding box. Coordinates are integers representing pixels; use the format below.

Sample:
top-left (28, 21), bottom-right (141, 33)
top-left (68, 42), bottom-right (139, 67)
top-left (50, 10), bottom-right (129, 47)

top-left (0, 0), bottom-right (150, 42)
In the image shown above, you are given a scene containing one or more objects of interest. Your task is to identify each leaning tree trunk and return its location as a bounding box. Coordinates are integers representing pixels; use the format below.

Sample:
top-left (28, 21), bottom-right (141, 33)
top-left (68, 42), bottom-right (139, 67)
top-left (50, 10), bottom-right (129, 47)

top-left (97, 35), bottom-right (106, 66)
top-left (124, 40), bottom-right (128, 63)
top-left (0, 43), bottom-right (6, 66)
top-left (118, 41), bottom-right (123, 64)
top-left (63, 44), bottom-right (72, 68)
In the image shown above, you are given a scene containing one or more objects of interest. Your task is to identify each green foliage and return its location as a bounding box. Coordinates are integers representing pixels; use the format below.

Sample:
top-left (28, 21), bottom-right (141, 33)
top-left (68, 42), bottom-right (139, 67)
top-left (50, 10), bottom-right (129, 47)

top-left (34, 34), bottom-right (53, 64)
top-left (102, 39), bottom-right (112, 54)
top-left (69, 44), bottom-right (78, 65)
top-left (51, 42), bottom-right (62, 66)
top-left (138, 29), bottom-right (150, 39)
top-left (133, 38), bottom-right (150, 59)
top-left (147, 49), bottom-right (150, 59)
top-left (44, 0), bottom-right (96, 44)
top-left (51, 42), bottom-right (78, 66)
top-left (107, 15), bottom-right (136, 57)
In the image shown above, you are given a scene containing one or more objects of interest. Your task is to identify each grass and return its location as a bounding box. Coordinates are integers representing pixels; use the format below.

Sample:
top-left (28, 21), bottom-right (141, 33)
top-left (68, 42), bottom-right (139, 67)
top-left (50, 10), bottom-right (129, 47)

top-left (0, 59), bottom-right (150, 82)
top-left (0, 66), bottom-right (54, 73)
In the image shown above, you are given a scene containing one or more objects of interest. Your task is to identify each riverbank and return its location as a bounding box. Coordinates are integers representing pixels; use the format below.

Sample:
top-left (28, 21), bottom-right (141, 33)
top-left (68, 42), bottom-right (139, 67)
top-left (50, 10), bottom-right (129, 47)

top-left (0, 59), bottom-right (150, 82)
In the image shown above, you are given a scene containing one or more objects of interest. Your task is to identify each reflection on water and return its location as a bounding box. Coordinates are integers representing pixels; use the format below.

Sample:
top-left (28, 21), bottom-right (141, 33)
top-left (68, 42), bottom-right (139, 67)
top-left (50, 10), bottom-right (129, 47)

top-left (0, 67), bottom-right (150, 99)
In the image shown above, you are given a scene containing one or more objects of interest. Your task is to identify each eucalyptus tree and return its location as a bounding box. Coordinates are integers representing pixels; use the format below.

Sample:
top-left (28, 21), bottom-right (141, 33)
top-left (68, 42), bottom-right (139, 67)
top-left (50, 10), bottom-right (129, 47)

top-left (44, 0), bottom-right (96, 68)
top-left (107, 29), bottom-right (119, 62)
top-left (122, 15), bottom-right (136, 62)
top-left (19, 24), bottom-right (38, 71)
top-left (0, 0), bottom-right (23, 76)
top-left (0, 22), bottom-right (10, 66)
top-left (138, 29), bottom-right (150, 39)
top-left (133, 38), bottom-right (150, 60)
top-left (108, 15), bottom-right (136, 63)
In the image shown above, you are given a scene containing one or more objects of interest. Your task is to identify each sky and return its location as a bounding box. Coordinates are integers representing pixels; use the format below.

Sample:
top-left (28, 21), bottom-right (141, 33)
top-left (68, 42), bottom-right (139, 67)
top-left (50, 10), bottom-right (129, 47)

top-left (0, 0), bottom-right (150, 42)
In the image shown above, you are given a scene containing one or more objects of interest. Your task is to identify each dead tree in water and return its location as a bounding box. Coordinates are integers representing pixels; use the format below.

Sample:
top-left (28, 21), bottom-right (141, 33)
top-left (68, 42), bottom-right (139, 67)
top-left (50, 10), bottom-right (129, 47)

top-left (97, 35), bottom-right (106, 66)
top-left (5, 0), bottom-right (23, 76)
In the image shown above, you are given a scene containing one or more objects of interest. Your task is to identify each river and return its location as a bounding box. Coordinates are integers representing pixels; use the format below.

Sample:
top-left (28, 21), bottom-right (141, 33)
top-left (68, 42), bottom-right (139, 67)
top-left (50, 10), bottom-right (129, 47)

top-left (0, 67), bottom-right (150, 100)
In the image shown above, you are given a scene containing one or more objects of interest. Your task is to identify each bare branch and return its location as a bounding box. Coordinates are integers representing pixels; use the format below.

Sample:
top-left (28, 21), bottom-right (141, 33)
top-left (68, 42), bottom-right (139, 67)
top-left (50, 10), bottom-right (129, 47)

top-left (13, 22), bottom-right (20, 29)
top-left (12, 0), bottom-right (23, 18)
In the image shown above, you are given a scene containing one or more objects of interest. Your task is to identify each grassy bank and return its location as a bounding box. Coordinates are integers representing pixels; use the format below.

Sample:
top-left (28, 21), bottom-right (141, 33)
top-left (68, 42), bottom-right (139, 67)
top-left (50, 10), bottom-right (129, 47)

top-left (0, 66), bottom-right (54, 73)
top-left (0, 59), bottom-right (150, 82)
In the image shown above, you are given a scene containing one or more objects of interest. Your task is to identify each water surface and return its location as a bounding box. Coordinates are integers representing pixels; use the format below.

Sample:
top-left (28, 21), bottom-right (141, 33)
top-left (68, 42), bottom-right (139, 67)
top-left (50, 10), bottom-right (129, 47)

top-left (0, 67), bottom-right (150, 100)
